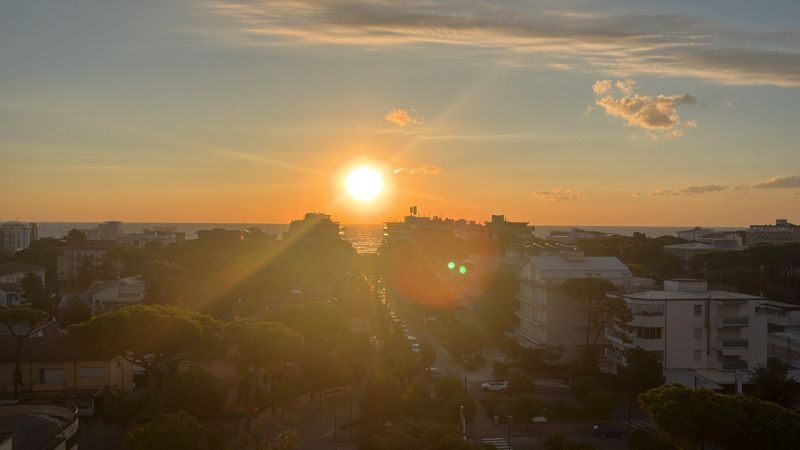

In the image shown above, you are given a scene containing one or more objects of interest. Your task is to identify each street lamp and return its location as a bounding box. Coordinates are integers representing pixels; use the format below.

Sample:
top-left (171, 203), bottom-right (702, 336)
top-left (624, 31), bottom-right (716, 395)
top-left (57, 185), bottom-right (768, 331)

top-left (461, 356), bottom-right (468, 398)
top-left (626, 399), bottom-right (631, 429)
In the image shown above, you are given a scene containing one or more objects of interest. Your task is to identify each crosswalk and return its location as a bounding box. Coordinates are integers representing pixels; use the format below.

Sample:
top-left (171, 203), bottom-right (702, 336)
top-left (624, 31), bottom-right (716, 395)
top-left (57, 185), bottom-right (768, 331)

top-left (482, 437), bottom-right (512, 450)
top-left (625, 418), bottom-right (657, 430)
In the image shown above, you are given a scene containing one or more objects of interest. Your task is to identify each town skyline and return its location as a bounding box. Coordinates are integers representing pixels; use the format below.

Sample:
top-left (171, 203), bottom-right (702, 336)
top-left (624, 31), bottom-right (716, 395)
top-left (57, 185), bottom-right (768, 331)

top-left (2, 0), bottom-right (799, 225)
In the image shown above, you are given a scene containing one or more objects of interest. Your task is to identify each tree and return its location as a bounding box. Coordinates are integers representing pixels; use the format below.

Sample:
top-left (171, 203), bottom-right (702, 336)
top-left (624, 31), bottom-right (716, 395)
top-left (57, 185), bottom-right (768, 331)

top-left (560, 278), bottom-right (628, 347)
top-left (626, 428), bottom-right (675, 450)
top-left (620, 347), bottom-right (665, 396)
top-left (225, 320), bottom-right (304, 410)
top-left (368, 420), bottom-right (478, 450)
top-left (163, 369), bottom-right (225, 418)
top-left (21, 272), bottom-right (51, 313)
top-left (640, 384), bottom-right (800, 450)
top-left (59, 298), bottom-right (92, 327)
top-left (76, 256), bottom-right (98, 290)
top-left (0, 307), bottom-right (49, 397)
top-left (433, 377), bottom-right (464, 400)
top-left (750, 358), bottom-right (798, 408)
top-left (584, 390), bottom-right (614, 418)
top-left (124, 410), bottom-right (209, 450)
top-left (66, 228), bottom-right (87, 241)
top-left (68, 305), bottom-right (224, 392)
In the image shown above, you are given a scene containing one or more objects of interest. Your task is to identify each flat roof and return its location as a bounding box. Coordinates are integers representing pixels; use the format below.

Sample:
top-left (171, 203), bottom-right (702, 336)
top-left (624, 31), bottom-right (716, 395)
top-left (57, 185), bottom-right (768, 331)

top-left (624, 290), bottom-right (765, 301)
top-left (527, 255), bottom-right (629, 272)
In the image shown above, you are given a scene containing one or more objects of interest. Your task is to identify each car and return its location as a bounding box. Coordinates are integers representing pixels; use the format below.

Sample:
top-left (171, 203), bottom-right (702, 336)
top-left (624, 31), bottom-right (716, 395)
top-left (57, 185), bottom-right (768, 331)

top-left (531, 416), bottom-right (548, 424)
top-left (592, 424), bottom-right (628, 438)
top-left (480, 380), bottom-right (508, 392)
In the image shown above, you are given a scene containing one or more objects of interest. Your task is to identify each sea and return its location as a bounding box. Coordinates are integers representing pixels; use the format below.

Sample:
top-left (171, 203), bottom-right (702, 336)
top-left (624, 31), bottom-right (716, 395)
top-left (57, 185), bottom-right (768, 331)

top-left (34, 223), bottom-right (745, 255)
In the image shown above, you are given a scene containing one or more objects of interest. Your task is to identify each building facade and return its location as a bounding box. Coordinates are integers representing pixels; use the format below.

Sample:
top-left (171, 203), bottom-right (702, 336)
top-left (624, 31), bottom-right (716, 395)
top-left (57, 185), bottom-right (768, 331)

top-left (745, 219), bottom-right (800, 245)
top-left (56, 241), bottom-right (117, 281)
top-left (513, 251), bottom-right (634, 362)
top-left (284, 213), bottom-right (343, 242)
top-left (119, 227), bottom-right (185, 249)
top-left (605, 279), bottom-right (800, 386)
top-left (0, 222), bottom-right (38, 252)
top-left (0, 262), bottom-right (46, 285)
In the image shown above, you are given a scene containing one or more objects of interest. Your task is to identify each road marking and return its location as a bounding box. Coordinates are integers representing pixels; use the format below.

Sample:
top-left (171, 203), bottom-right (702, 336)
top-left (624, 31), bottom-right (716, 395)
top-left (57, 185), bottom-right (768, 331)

top-left (322, 428), bottom-right (335, 438)
top-left (623, 419), bottom-right (657, 429)
top-left (482, 437), bottom-right (511, 450)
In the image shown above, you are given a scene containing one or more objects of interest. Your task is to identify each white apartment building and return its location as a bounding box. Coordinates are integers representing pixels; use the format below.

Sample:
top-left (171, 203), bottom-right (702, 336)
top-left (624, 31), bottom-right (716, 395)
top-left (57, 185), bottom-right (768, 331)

top-left (513, 251), bottom-right (638, 362)
top-left (56, 241), bottom-right (117, 281)
top-left (60, 277), bottom-right (146, 315)
top-left (0, 222), bottom-right (37, 252)
top-left (605, 279), bottom-right (800, 387)
top-left (677, 227), bottom-right (715, 241)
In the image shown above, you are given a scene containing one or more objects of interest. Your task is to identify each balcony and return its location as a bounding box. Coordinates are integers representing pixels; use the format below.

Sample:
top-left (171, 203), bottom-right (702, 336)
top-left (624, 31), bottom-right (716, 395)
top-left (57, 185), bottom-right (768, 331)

top-left (605, 328), bottom-right (629, 345)
top-left (717, 316), bottom-right (749, 327)
top-left (721, 339), bottom-right (749, 348)
top-left (722, 361), bottom-right (749, 371)
top-left (605, 348), bottom-right (627, 366)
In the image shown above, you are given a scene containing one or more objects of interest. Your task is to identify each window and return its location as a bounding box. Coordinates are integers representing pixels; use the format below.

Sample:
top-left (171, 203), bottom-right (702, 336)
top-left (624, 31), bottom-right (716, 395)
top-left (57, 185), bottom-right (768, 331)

top-left (636, 327), bottom-right (662, 339)
top-left (78, 367), bottom-right (106, 378)
top-left (40, 368), bottom-right (65, 384)
top-left (693, 328), bottom-right (703, 339)
top-left (693, 350), bottom-right (702, 362)
top-left (694, 305), bottom-right (703, 316)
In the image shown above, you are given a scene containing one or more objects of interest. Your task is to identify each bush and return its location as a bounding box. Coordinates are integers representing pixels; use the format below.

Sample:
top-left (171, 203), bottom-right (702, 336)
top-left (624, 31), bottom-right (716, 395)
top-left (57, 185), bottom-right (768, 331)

top-left (433, 377), bottom-right (464, 400)
top-left (627, 428), bottom-right (676, 450)
top-left (163, 369), bottom-right (225, 418)
top-left (508, 373), bottom-right (535, 395)
top-left (125, 410), bottom-right (210, 450)
top-left (584, 390), bottom-right (614, 419)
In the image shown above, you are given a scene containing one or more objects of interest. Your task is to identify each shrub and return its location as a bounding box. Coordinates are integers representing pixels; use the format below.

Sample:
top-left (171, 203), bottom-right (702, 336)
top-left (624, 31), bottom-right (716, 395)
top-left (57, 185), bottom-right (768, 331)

top-left (163, 369), bottom-right (225, 418)
top-left (433, 377), bottom-right (464, 400)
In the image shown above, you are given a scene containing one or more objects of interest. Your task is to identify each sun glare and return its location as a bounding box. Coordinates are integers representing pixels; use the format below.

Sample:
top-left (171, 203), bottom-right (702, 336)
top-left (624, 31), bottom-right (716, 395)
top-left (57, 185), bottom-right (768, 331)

top-left (345, 166), bottom-right (384, 202)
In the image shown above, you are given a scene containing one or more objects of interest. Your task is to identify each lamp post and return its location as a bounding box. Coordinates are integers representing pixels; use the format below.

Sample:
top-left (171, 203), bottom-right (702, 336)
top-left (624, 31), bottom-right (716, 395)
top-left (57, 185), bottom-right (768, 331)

top-left (462, 356), bottom-right (468, 398)
top-left (507, 415), bottom-right (513, 448)
top-left (626, 399), bottom-right (631, 429)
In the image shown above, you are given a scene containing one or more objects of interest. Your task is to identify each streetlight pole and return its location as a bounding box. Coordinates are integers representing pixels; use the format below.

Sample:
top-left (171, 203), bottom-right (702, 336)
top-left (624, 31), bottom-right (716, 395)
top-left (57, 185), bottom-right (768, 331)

top-left (507, 416), bottom-right (512, 449)
top-left (627, 399), bottom-right (631, 429)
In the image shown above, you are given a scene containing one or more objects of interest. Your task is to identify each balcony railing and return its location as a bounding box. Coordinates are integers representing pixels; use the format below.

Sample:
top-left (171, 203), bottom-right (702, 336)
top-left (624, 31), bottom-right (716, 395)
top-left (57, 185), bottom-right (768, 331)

top-left (720, 316), bottom-right (749, 326)
top-left (605, 348), bottom-right (627, 365)
top-left (722, 361), bottom-right (749, 371)
top-left (722, 339), bottom-right (749, 348)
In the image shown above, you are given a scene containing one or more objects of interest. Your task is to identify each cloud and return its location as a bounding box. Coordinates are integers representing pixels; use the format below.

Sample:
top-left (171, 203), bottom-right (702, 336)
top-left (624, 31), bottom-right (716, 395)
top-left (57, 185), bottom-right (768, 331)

top-left (649, 184), bottom-right (728, 196)
top-left (384, 108), bottom-right (423, 128)
top-left (751, 175), bottom-right (800, 189)
top-left (209, 1), bottom-right (800, 87)
top-left (592, 79), bottom-right (698, 138)
top-left (534, 187), bottom-right (585, 203)
top-left (393, 165), bottom-right (442, 175)
top-left (631, 191), bottom-right (643, 198)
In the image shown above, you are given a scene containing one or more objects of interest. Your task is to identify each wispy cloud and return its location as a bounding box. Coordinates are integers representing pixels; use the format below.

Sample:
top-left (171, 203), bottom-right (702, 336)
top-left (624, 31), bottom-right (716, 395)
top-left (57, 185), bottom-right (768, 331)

top-left (750, 175), bottom-right (800, 189)
top-left (534, 187), bottom-right (584, 203)
top-left (393, 164), bottom-right (441, 175)
top-left (592, 79), bottom-right (698, 138)
top-left (384, 108), bottom-right (423, 128)
top-left (209, 1), bottom-right (800, 87)
top-left (649, 184), bottom-right (728, 196)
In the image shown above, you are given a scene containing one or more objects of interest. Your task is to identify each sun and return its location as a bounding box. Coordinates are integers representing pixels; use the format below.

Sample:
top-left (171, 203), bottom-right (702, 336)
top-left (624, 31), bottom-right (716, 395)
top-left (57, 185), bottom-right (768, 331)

top-left (345, 166), bottom-right (384, 202)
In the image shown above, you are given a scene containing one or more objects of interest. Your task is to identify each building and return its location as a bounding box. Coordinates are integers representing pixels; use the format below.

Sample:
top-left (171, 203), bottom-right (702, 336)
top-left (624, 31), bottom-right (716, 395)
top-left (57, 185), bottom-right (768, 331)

top-left (0, 283), bottom-right (26, 307)
top-left (0, 222), bottom-right (38, 252)
top-left (76, 220), bottom-right (123, 241)
top-left (284, 213), bottom-right (343, 242)
top-left (485, 215), bottom-right (535, 248)
top-left (677, 227), bottom-right (715, 241)
top-left (196, 228), bottom-right (245, 244)
top-left (605, 279), bottom-right (800, 387)
top-left (0, 262), bottom-right (46, 285)
top-left (513, 251), bottom-right (635, 362)
top-left (60, 276), bottom-right (146, 315)
top-left (745, 219), bottom-right (800, 245)
top-left (382, 208), bottom-right (484, 245)
top-left (0, 333), bottom-right (134, 395)
top-left (119, 227), bottom-right (185, 249)
top-left (0, 400), bottom-right (79, 450)
top-left (545, 228), bottom-right (609, 244)
top-left (56, 241), bottom-right (117, 281)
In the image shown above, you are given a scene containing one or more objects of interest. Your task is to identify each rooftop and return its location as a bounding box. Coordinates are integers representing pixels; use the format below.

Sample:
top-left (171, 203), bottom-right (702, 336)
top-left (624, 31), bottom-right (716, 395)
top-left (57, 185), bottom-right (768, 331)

top-left (528, 254), bottom-right (630, 272)
top-left (0, 262), bottom-right (44, 276)
top-left (624, 289), bottom-right (765, 302)
top-left (663, 243), bottom-right (718, 250)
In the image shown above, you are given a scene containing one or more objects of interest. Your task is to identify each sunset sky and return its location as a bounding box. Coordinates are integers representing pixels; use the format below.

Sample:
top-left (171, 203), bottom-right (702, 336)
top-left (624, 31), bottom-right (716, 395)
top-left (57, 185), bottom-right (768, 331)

top-left (2, 0), bottom-right (799, 225)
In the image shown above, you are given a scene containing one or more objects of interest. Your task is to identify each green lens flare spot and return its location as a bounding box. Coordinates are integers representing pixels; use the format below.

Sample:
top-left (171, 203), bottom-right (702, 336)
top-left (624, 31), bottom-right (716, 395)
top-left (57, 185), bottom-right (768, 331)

top-left (459, 265), bottom-right (467, 275)
top-left (447, 262), bottom-right (456, 270)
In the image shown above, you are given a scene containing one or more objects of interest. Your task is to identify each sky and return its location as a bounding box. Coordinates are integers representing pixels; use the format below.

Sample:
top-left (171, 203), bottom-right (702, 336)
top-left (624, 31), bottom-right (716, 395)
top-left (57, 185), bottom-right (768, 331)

top-left (1, 0), bottom-right (799, 226)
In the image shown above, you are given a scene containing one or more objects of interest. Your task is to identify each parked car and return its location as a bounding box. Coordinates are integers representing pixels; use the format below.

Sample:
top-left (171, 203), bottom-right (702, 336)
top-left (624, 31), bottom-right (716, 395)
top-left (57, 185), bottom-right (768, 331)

top-left (592, 424), bottom-right (628, 438)
top-left (480, 380), bottom-right (508, 392)
top-left (531, 416), bottom-right (548, 424)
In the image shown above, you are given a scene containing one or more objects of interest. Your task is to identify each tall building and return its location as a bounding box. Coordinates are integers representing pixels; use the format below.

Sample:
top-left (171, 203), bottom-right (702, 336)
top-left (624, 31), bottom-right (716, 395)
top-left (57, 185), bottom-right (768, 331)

top-left (0, 222), bottom-right (38, 252)
top-left (284, 213), bottom-right (343, 242)
top-left (605, 279), bottom-right (800, 388)
top-left (78, 220), bottom-right (123, 241)
top-left (382, 208), bottom-right (484, 245)
top-left (677, 227), bottom-right (715, 241)
top-left (119, 227), bottom-right (185, 249)
top-left (57, 241), bottom-right (117, 281)
top-left (485, 215), bottom-right (535, 248)
top-left (745, 219), bottom-right (800, 245)
top-left (513, 251), bottom-right (635, 362)
top-left (196, 228), bottom-right (245, 244)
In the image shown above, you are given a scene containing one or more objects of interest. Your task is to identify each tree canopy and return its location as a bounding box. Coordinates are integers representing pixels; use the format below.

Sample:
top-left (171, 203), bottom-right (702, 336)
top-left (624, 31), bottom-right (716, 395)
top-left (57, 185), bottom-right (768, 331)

top-left (124, 410), bottom-right (209, 450)
top-left (620, 347), bottom-right (665, 396)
